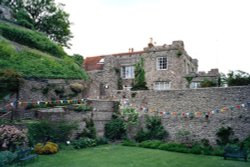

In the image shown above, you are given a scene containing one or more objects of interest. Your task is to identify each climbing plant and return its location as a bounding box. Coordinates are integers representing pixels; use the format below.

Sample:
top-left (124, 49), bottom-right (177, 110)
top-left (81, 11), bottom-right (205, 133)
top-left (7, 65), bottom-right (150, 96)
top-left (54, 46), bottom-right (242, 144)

top-left (131, 58), bottom-right (148, 90)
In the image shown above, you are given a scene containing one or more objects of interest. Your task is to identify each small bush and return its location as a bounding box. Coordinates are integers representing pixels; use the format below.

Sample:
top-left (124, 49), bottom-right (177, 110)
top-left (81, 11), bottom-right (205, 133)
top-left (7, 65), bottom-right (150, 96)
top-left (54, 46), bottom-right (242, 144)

top-left (158, 143), bottom-right (190, 153)
top-left (211, 147), bottom-right (224, 156)
top-left (73, 105), bottom-right (93, 112)
top-left (122, 139), bottom-right (137, 147)
top-left (72, 138), bottom-right (96, 149)
top-left (242, 135), bottom-right (250, 150)
top-left (138, 140), bottom-right (163, 149)
top-left (42, 142), bottom-right (58, 154)
top-left (190, 144), bottom-right (202, 154)
top-left (216, 126), bottom-right (237, 146)
top-left (135, 128), bottom-right (149, 142)
top-left (34, 142), bottom-right (58, 154)
top-left (28, 120), bottom-right (77, 144)
top-left (0, 125), bottom-right (28, 151)
top-left (80, 119), bottom-right (96, 139)
top-left (104, 118), bottom-right (126, 140)
top-left (34, 143), bottom-right (43, 154)
top-left (0, 151), bottom-right (17, 166)
top-left (135, 116), bottom-right (168, 142)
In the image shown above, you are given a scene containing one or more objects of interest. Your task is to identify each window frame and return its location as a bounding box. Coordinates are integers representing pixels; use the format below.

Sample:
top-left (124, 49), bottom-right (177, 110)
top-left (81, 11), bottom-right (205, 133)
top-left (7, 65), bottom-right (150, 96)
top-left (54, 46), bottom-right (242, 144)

top-left (154, 81), bottom-right (171, 90)
top-left (156, 57), bottom-right (168, 70)
top-left (121, 66), bottom-right (135, 79)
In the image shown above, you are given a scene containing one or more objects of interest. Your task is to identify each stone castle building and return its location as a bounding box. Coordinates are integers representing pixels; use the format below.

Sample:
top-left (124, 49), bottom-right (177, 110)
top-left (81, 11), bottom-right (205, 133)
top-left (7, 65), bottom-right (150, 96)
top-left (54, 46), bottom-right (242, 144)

top-left (84, 40), bottom-right (220, 98)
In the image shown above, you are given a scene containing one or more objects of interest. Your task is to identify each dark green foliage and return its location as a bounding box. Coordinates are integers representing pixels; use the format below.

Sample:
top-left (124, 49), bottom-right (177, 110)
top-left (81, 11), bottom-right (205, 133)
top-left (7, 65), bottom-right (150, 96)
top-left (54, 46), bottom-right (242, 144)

top-left (122, 139), bottom-right (138, 147)
top-left (1, 0), bottom-right (72, 47)
top-left (96, 137), bottom-right (108, 145)
top-left (135, 116), bottom-right (168, 142)
top-left (138, 140), bottom-right (163, 149)
top-left (104, 118), bottom-right (126, 140)
top-left (81, 119), bottom-right (96, 139)
top-left (54, 87), bottom-right (64, 96)
top-left (117, 77), bottom-right (123, 90)
top-left (0, 39), bottom-right (88, 79)
top-left (176, 50), bottom-right (183, 57)
top-left (216, 127), bottom-right (237, 146)
top-left (0, 151), bottom-right (17, 166)
top-left (71, 54), bottom-right (84, 66)
top-left (135, 140), bottom-right (224, 156)
top-left (242, 135), bottom-right (250, 150)
top-left (200, 79), bottom-right (217, 88)
top-left (158, 142), bottom-right (190, 153)
top-left (135, 128), bottom-right (149, 142)
top-left (114, 68), bottom-right (123, 90)
top-left (223, 70), bottom-right (250, 86)
top-left (42, 87), bottom-right (49, 95)
top-left (0, 22), bottom-right (66, 58)
top-left (131, 92), bottom-right (137, 98)
top-left (73, 105), bottom-right (93, 112)
top-left (131, 58), bottom-right (148, 90)
top-left (0, 69), bottom-right (23, 93)
top-left (27, 120), bottom-right (77, 144)
top-left (14, 8), bottom-right (34, 29)
top-left (72, 138), bottom-right (96, 149)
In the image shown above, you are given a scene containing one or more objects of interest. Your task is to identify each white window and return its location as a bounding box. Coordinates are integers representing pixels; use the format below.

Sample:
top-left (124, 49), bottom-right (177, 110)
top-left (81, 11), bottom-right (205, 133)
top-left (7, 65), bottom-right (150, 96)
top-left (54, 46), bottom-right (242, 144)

top-left (156, 57), bottom-right (167, 70)
top-left (154, 82), bottom-right (171, 90)
top-left (190, 82), bottom-right (200, 89)
top-left (121, 66), bottom-right (134, 79)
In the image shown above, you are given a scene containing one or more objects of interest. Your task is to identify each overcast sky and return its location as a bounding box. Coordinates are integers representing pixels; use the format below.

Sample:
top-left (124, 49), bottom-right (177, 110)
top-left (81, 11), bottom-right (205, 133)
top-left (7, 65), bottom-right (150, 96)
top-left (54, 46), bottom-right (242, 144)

top-left (56, 0), bottom-right (250, 74)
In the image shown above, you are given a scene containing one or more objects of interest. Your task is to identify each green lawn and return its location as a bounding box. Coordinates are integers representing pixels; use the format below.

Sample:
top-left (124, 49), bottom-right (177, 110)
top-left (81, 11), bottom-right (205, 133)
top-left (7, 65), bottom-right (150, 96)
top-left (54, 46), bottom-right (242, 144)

top-left (14, 145), bottom-right (249, 167)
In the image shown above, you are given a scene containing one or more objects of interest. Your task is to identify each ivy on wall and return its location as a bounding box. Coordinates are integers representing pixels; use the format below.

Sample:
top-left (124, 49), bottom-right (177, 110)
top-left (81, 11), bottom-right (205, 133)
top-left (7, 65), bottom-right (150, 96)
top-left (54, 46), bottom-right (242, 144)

top-left (131, 58), bottom-right (148, 90)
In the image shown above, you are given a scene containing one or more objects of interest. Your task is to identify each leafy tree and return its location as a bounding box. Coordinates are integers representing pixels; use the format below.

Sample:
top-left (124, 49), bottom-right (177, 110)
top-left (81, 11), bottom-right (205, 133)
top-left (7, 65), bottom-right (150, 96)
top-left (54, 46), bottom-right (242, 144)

top-left (200, 79), bottom-right (217, 88)
top-left (1, 0), bottom-right (72, 48)
top-left (71, 54), bottom-right (84, 67)
top-left (131, 58), bottom-right (148, 90)
top-left (222, 70), bottom-right (250, 86)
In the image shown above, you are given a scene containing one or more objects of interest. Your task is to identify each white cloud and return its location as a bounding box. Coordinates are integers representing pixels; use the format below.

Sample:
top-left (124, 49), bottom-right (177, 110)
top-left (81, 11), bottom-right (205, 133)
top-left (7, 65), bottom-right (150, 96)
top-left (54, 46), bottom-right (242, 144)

top-left (56, 0), bottom-right (250, 73)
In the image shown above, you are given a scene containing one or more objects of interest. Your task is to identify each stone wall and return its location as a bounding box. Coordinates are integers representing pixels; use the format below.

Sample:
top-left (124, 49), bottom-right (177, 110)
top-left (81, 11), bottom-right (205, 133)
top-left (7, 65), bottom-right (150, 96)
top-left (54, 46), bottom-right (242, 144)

top-left (18, 79), bottom-right (88, 102)
top-left (1, 79), bottom-right (115, 137)
top-left (111, 86), bottom-right (250, 144)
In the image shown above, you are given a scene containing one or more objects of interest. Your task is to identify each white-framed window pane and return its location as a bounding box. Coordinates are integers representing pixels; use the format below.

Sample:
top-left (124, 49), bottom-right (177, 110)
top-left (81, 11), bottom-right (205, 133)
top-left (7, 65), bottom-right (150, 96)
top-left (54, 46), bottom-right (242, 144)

top-left (157, 57), bottom-right (167, 70)
top-left (121, 66), bottom-right (134, 79)
top-left (154, 82), bottom-right (170, 90)
top-left (190, 82), bottom-right (200, 89)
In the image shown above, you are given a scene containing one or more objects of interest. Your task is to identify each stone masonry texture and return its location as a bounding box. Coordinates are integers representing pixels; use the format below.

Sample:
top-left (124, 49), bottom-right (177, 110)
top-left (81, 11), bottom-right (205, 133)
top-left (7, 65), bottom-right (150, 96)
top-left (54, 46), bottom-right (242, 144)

top-left (111, 86), bottom-right (250, 144)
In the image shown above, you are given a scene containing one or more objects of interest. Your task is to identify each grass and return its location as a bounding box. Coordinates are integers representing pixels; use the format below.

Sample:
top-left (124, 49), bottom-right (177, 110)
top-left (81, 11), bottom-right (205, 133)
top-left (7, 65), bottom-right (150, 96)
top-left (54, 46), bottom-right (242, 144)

top-left (0, 20), bottom-right (65, 58)
top-left (0, 39), bottom-right (88, 79)
top-left (14, 145), bottom-right (249, 167)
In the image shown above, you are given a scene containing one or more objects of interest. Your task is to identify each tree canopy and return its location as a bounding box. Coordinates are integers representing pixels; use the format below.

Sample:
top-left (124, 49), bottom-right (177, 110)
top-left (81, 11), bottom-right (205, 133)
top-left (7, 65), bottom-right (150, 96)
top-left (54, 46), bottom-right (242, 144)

top-left (0, 0), bottom-right (72, 48)
top-left (222, 70), bottom-right (250, 86)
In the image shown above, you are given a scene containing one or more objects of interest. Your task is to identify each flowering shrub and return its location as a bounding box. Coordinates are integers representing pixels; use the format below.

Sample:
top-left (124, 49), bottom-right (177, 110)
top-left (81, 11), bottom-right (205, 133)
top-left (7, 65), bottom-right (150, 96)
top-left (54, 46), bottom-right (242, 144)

top-left (0, 125), bottom-right (28, 151)
top-left (34, 142), bottom-right (58, 154)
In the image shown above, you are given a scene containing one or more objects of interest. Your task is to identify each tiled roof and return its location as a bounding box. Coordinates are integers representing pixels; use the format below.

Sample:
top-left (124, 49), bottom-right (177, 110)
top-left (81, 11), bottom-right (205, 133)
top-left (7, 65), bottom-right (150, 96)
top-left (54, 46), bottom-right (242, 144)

top-left (84, 56), bottom-right (104, 71)
top-left (84, 51), bottom-right (145, 71)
